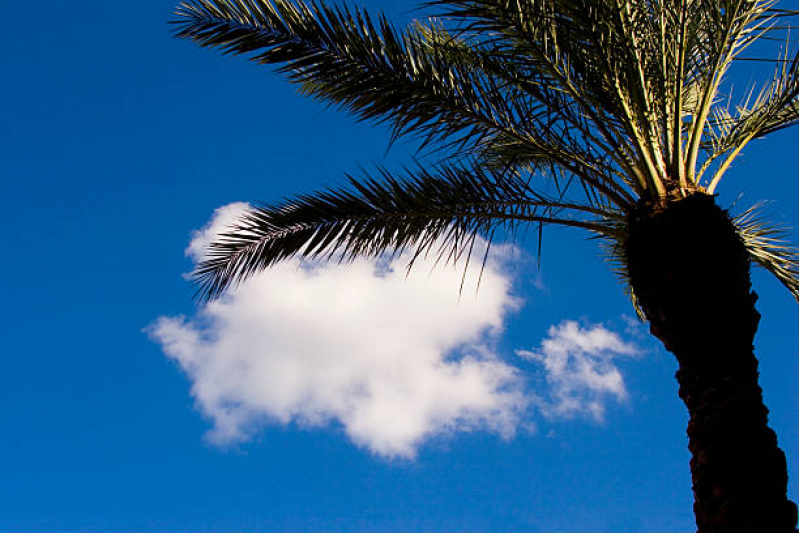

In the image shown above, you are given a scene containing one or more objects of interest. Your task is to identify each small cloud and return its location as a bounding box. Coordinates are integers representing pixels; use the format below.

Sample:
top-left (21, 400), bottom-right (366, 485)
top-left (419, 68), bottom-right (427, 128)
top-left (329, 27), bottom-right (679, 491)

top-left (517, 320), bottom-right (640, 422)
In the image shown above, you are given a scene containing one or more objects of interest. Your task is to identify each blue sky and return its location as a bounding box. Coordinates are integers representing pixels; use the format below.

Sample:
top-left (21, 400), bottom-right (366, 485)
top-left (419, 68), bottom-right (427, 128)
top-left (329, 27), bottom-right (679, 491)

top-left (1, 1), bottom-right (797, 532)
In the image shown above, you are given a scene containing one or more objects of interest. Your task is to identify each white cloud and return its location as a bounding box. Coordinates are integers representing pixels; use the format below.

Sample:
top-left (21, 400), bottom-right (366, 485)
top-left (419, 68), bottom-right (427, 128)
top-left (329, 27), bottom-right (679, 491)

top-left (517, 321), bottom-right (640, 421)
top-left (149, 203), bottom-right (528, 458)
top-left (151, 204), bottom-right (644, 458)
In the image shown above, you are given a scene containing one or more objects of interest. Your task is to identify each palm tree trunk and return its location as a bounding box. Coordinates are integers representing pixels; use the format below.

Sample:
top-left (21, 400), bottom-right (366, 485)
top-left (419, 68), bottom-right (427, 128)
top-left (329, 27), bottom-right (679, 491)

top-left (623, 193), bottom-right (797, 533)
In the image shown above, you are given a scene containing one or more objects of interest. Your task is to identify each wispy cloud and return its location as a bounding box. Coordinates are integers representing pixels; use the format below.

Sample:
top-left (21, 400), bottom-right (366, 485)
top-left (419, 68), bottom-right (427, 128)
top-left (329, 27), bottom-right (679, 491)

top-left (517, 321), bottom-right (640, 421)
top-left (149, 203), bottom-right (528, 458)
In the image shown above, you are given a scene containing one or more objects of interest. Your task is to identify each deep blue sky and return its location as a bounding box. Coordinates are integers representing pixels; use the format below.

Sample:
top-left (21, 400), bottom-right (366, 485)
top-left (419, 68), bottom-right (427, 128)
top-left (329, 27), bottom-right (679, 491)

top-left (1, 1), bottom-right (797, 532)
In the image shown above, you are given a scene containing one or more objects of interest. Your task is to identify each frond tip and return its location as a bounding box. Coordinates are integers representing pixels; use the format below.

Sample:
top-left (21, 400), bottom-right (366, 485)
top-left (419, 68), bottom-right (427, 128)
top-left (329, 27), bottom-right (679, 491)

top-left (734, 203), bottom-right (799, 303)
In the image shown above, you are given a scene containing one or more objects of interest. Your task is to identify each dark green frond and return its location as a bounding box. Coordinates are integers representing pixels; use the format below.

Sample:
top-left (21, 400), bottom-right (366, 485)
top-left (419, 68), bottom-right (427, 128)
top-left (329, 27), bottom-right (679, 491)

top-left (174, 0), bottom-right (490, 144)
top-left (174, 0), bottom-right (638, 207)
top-left (192, 163), bottom-right (620, 301)
top-left (173, 4), bottom-right (538, 159)
top-left (733, 202), bottom-right (799, 303)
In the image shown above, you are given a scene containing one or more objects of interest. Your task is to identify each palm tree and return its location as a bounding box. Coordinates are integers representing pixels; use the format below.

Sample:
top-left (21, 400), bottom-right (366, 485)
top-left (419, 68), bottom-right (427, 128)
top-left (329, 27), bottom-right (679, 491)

top-left (173, 0), bottom-right (799, 530)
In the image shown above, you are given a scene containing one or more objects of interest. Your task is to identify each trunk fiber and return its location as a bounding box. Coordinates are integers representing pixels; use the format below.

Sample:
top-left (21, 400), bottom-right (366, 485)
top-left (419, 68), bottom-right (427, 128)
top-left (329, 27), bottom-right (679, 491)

top-left (623, 193), bottom-right (797, 533)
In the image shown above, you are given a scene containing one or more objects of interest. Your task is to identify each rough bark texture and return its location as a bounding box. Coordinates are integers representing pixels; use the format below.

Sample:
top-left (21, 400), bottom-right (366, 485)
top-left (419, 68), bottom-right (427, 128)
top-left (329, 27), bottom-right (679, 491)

top-left (624, 193), bottom-right (797, 533)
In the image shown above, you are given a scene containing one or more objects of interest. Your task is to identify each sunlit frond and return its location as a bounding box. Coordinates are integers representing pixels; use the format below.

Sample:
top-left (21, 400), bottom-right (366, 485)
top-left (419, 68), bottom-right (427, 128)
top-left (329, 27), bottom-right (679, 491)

top-left (734, 202), bottom-right (799, 302)
top-left (702, 45), bottom-right (799, 191)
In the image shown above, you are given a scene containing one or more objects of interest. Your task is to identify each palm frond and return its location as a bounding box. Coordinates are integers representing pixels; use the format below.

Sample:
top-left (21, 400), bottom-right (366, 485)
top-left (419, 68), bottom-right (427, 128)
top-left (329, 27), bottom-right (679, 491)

top-left (682, 0), bottom-right (786, 180)
top-left (430, 0), bottom-right (672, 194)
top-left (412, 21), bottom-right (642, 196)
top-left (174, 0), bottom-right (633, 202)
top-left (174, 0), bottom-right (497, 145)
top-left (733, 202), bottom-right (799, 302)
top-left (192, 163), bottom-right (621, 301)
top-left (702, 45), bottom-right (799, 190)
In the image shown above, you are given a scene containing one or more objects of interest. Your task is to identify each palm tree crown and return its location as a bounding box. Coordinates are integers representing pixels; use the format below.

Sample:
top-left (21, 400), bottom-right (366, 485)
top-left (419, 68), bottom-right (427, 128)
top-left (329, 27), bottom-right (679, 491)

top-left (174, 0), bottom-right (798, 304)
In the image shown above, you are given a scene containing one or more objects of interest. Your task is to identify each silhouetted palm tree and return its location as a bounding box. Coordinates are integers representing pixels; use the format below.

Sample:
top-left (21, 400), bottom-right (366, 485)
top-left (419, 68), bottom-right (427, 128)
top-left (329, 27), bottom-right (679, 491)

top-left (173, 0), bottom-right (799, 530)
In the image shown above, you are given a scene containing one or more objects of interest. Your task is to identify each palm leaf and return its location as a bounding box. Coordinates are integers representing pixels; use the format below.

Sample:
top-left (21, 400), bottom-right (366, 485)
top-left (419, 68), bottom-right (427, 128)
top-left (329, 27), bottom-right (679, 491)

top-left (174, 0), bottom-right (637, 207)
top-left (192, 163), bottom-right (620, 301)
top-left (733, 202), bottom-right (799, 303)
top-left (702, 45), bottom-right (799, 190)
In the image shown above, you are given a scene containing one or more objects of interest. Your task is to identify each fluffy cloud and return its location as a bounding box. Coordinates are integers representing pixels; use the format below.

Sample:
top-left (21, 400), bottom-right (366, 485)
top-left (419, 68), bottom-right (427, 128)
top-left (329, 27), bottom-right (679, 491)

top-left (150, 204), bottom-right (642, 458)
top-left (149, 203), bottom-right (528, 458)
top-left (517, 321), bottom-right (640, 421)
